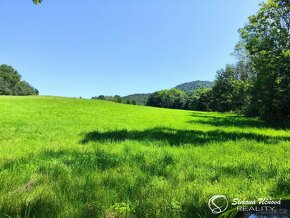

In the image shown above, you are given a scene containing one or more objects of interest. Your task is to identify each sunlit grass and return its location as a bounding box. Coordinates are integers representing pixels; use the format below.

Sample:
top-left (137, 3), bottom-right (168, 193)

top-left (0, 96), bottom-right (289, 217)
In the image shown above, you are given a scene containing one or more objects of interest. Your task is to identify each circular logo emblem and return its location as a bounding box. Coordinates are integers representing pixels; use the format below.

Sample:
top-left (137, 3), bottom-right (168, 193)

top-left (208, 195), bottom-right (228, 214)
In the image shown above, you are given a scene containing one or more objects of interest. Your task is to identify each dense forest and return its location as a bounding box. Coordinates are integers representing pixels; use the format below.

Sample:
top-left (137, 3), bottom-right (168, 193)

top-left (0, 65), bottom-right (39, 96)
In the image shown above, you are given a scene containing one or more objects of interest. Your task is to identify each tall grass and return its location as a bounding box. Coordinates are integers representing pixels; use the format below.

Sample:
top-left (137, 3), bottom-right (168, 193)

top-left (0, 96), bottom-right (289, 217)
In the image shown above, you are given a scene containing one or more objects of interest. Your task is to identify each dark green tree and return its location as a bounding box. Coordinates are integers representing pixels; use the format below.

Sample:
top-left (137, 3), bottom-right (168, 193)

top-left (209, 60), bottom-right (254, 113)
top-left (13, 81), bottom-right (39, 96)
top-left (0, 65), bottom-right (21, 93)
top-left (210, 65), bottom-right (236, 112)
top-left (147, 88), bottom-right (188, 109)
top-left (33, 0), bottom-right (42, 5)
top-left (114, 95), bottom-right (123, 103)
top-left (239, 0), bottom-right (290, 125)
top-left (0, 77), bottom-right (12, 95)
top-left (187, 87), bottom-right (212, 111)
top-left (0, 64), bottom-right (39, 96)
top-left (97, 95), bottom-right (106, 100)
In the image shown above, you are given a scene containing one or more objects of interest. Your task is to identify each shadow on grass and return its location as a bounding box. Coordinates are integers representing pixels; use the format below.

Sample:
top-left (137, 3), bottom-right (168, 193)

top-left (188, 112), bottom-right (274, 129)
top-left (80, 127), bottom-right (290, 146)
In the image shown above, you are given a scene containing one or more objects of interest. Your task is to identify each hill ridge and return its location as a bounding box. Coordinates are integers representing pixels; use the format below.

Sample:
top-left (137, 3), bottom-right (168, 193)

top-left (123, 80), bottom-right (213, 104)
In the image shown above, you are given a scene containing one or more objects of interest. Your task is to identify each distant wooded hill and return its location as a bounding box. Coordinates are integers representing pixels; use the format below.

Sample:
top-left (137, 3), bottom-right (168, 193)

top-left (122, 94), bottom-right (150, 105)
top-left (122, 80), bottom-right (213, 105)
top-left (174, 80), bottom-right (213, 93)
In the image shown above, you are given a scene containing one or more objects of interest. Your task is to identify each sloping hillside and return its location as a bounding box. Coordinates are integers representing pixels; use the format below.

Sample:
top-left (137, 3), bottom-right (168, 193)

top-left (0, 96), bottom-right (289, 217)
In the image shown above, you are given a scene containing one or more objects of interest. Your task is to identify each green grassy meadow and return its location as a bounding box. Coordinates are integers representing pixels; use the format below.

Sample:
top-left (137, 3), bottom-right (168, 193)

top-left (0, 96), bottom-right (289, 218)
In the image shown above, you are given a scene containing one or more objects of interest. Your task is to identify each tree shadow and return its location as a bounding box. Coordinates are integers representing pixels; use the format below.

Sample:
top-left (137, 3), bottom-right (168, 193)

top-left (188, 112), bottom-right (274, 129)
top-left (80, 127), bottom-right (290, 146)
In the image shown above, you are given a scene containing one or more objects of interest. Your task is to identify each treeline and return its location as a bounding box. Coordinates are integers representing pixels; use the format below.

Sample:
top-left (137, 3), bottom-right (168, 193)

top-left (123, 94), bottom-right (150, 105)
top-left (0, 64), bottom-right (39, 96)
top-left (92, 95), bottom-right (137, 105)
top-left (146, 0), bottom-right (290, 127)
top-left (147, 87), bottom-right (211, 111)
top-left (146, 61), bottom-right (253, 111)
top-left (92, 0), bottom-right (289, 126)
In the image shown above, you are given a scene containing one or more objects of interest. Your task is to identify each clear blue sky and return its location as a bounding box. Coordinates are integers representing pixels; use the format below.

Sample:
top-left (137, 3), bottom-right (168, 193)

top-left (0, 0), bottom-right (262, 98)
